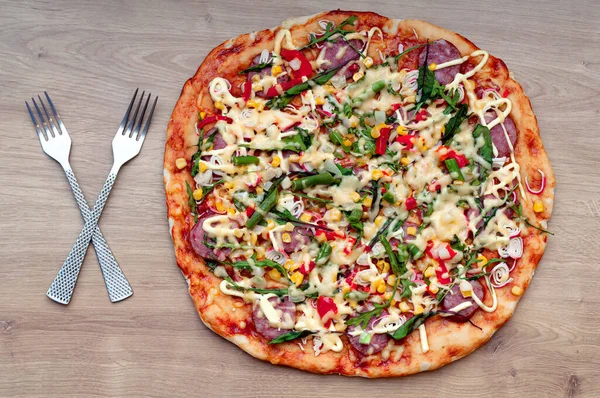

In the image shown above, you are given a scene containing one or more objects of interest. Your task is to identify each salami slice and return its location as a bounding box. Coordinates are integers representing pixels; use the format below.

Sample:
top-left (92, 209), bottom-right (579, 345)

top-left (320, 39), bottom-right (364, 71)
top-left (347, 310), bottom-right (391, 356)
top-left (252, 297), bottom-right (296, 340)
top-left (441, 280), bottom-right (484, 320)
top-left (189, 211), bottom-right (218, 259)
top-left (247, 55), bottom-right (290, 98)
top-left (418, 39), bottom-right (461, 85)
top-left (212, 131), bottom-right (227, 150)
top-left (484, 111), bottom-right (518, 158)
top-left (282, 227), bottom-right (311, 253)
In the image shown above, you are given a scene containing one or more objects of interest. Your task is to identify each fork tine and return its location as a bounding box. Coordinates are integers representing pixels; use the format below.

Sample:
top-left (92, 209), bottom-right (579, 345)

top-left (32, 97), bottom-right (54, 138)
top-left (118, 88), bottom-right (139, 135)
top-left (26, 101), bottom-right (47, 142)
top-left (44, 92), bottom-right (68, 135)
top-left (125, 91), bottom-right (144, 137)
top-left (38, 95), bottom-right (61, 137)
top-left (132, 93), bottom-right (151, 139)
top-left (138, 95), bottom-right (157, 144)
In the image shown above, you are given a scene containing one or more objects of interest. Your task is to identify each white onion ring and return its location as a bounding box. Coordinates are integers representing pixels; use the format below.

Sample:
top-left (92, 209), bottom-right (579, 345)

top-left (525, 169), bottom-right (546, 195)
top-left (506, 225), bottom-right (521, 238)
top-left (208, 155), bottom-right (226, 177)
top-left (194, 170), bottom-right (213, 187)
top-left (404, 69), bottom-right (419, 92)
top-left (491, 262), bottom-right (513, 288)
top-left (265, 249), bottom-right (287, 265)
top-left (498, 237), bottom-right (523, 259)
top-left (289, 58), bottom-right (301, 71)
top-left (258, 49), bottom-right (272, 65)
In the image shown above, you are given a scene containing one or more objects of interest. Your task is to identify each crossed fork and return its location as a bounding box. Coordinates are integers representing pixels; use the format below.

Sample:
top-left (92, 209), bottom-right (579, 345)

top-left (26, 90), bottom-right (157, 305)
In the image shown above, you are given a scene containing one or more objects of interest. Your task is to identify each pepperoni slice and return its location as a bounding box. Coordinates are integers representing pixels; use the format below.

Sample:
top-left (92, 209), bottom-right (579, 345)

top-left (418, 39), bottom-right (461, 85)
top-left (441, 280), bottom-right (484, 320)
top-left (484, 111), bottom-right (518, 158)
top-left (189, 210), bottom-right (218, 259)
top-left (346, 310), bottom-right (391, 356)
top-left (252, 297), bottom-right (296, 340)
top-left (320, 39), bottom-right (364, 71)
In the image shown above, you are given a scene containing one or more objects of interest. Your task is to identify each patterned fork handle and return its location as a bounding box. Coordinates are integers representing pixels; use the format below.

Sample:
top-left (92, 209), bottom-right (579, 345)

top-left (64, 168), bottom-right (133, 302)
top-left (47, 171), bottom-right (118, 304)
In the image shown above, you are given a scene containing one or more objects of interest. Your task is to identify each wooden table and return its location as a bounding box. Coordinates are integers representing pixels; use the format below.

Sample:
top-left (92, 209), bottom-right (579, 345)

top-left (1, 0), bottom-right (599, 396)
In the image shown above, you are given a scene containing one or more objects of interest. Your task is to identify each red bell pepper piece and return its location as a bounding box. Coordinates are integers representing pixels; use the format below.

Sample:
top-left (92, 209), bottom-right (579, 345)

top-left (245, 206), bottom-right (255, 217)
top-left (343, 237), bottom-right (356, 255)
top-left (299, 261), bottom-right (316, 276)
top-left (280, 49), bottom-right (313, 78)
top-left (391, 103), bottom-right (403, 112)
top-left (405, 196), bottom-right (417, 211)
top-left (414, 109), bottom-right (428, 122)
top-left (375, 127), bottom-right (390, 155)
top-left (197, 115), bottom-right (233, 130)
top-left (316, 229), bottom-right (345, 241)
top-left (435, 261), bottom-right (452, 284)
top-left (502, 89), bottom-right (510, 98)
top-left (265, 77), bottom-right (303, 98)
top-left (316, 296), bottom-right (338, 327)
top-left (395, 135), bottom-right (414, 150)
top-left (242, 80), bottom-right (252, 102)
top-left (438, 146), bottom-right (469, 167)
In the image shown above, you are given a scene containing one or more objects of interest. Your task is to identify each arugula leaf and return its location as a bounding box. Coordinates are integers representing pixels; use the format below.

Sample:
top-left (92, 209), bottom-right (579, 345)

top-left (223, 276), bottom-right (288, 296)
top-left (400, 279), bottom-right (416, 299)
top-left (441, 103), bottom-right (469, 144)
top-left (473, 124), bottom-right (493, 164)
top-left (232, 258), bottom-right (289, 280)
top-left (266, 67), bottom-right (341, 109)
top-left (281, 133), bottom-right (308, 152)
top-left (390, 312), bottom-right (430, 340)
top-left (269, 330), bottom-right (312, 344)
top-left (301, 15), bottom-right (357, 50)
top-left (238, 61), bottom-right (273, 75)
top-left (524, 219), bottom-right (555, 235)
top-left (346, 278), bottom-right (399, 329)
top-left (394, 43), bottom-right (427, 62)
top-left (185, 181), bottom-right (198, 222)
top-left (367, 218), bottom-right (393, 248)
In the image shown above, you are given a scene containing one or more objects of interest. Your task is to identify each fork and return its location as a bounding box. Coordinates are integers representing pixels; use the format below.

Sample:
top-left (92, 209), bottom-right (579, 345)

top-left (45, 89), bottom-right (157, 305)
top-left (27, 92), bottom-right (133, 303)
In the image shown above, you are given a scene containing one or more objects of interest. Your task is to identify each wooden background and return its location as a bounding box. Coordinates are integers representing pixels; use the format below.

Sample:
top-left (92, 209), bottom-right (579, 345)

top-left (1, 0), bottom-right (599, 396)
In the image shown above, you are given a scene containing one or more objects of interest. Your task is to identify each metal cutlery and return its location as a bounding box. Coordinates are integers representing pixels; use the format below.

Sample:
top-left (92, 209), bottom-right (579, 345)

top-left (27, 92), bottom-right (133, 303)
top-left (44, 89), bottom-right (157, 304)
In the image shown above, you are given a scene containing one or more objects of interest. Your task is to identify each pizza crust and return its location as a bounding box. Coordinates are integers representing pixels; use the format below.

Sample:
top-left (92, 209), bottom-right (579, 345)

top-left (164, 10), bottom-right (555, 377)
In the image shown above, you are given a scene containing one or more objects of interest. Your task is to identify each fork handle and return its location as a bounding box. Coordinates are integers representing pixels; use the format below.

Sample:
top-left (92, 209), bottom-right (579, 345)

top-left (64, 169), bottom-right (133, 302)
top-left (47, 171), bottom-right (118, 304)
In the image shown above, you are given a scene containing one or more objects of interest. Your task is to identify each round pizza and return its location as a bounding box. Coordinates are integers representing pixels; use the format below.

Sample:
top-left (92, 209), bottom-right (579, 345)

top-left (164, 10), bottom-right (555, 377)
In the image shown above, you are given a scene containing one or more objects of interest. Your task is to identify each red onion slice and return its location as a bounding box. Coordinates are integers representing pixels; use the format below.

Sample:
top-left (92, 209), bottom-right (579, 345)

top-left (525, 169), bottom-right (546, 194)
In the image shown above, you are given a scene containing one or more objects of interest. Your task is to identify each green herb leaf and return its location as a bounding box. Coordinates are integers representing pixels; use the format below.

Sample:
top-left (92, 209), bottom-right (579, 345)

top-left (239, 61), bottom-right (273, 75)
top-left (185, 181), bottom-right (198, 222)
top-left (390, 312), bottom-right (430, 340)
top-left (301, 15), bottom-right (357, 50)
top-left (442, 103), bottom-right (469, 144)
top-left (269, 330), bottom-right (311, 344)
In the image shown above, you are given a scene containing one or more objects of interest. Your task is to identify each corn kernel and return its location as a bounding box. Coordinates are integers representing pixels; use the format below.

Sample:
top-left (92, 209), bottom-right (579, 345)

top-left (424, 266), bottom-right (436, 278)
top-left (343, 139), bottom-right (352, 147)
top-left (268, 268), bottom-right (282, 280)
top-left (396, 125), bottom-right (407, 135)
top-left (214, 101), bottom-right (225, 110)
top-left (316, 233), bottom-right (327, 243)
top-left (267, 219), bottom-right (275, 229)
top-left (353, 71), bottom-right (364, 81)
top-left (400, 157), bottom-right (410, 166)
top-left (342, 285), bottom-right (351, 294)
top-left (477, 254), bottom-right (488, 267)
top-left (227, 208), bottom-right (236, 216)
top-left (315, 97), bottom-right (325, 105)
top-left (373, 278), bottom-right (386, 293)
top-left (299, 213), bottom-right (312, 223)
top-left (363, 56), bottom-right (374, 68)
top-left (399, 302), bottom-right (410, 312)
top-left (405, 95), bottom-right (416, 104)
top-left (246, 99), bottom-right (260, 108)
top-left (284, 222), bottom-right (295, 232)
top-left (440, 125), bottom-right (446, 134)
top-left (464, 79), bottom-right (475, 91)
top-left (234, 228), bottom-right (244, 238)
top-left (335, 322), bottom-right (348, 332)
top-left (256, 186), bottom-right (264, 194)
top-left (428, 62), bottom-right (437, 71)
top-left (271, 156), bottom-right (281, 167)
top-left (512, 286), bottom-right (524, 296)
top-left (349, 115), bottom-right (359, 128)
top-left (406, 226), bottom-right (417, 236)
top-left (363, 196), bottom-right (373, 207)
top-left (428, 284), bottom-right (439, 294)
top-left (372, 169), bottom-right (384, 181)
top-left (413, 305), bottom-right (424, 315)
top-left (251, 233), bottom-right (258, 245)
top-left (255, 246), bottom-right (266, 258)
top-left (175, 158), bottom-right (187, 170)
top-left (390, 299), bottom-right (397, 306)
top-left (350, 192), bottom-right (361, 202)
top-left (533, 201), bottom-right (544, 213)
top-left (387, 275), bottom-right (396, 286)
top-left (349, 299), bottom-right (358, 309)
top-left (375, 215), bottom-right (384, 226)
top-left (199, 111), bottom-right (206, 119)
top-left (192, 188), bottom-right (203, 201)
top-left (290, 271), bottom-right (304, 286)
top-left (198, 162), bottom-right (208, 172)
top-left (371, 129), bottom-right (381, 138)
top-left (377, 260), bottom-right (390, 274)
top-left (282, 233), bottom-right (292, 243)
top-left (224, 181), bottom-right (234, 189)
top-left (453, 180), bottom-right (464, 185)
top-left (215, 201), bottom-right (225, 212)
top-left (271, 65), bottom-right (283, 76)
top-left (252, 83), bottom-right (263, 92)
top-left (383, 292), bottom-right (392, 301)
top-left (284, 259), bottom-right (294, 270)
top-left (330, 208), bottom-right (342, 222)
top-left (323, 84), bottom-right (335, 94)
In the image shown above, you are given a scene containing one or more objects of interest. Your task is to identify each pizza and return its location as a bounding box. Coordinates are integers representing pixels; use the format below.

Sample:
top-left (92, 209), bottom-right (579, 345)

top-left (164, 10), bottom-right (555, 377)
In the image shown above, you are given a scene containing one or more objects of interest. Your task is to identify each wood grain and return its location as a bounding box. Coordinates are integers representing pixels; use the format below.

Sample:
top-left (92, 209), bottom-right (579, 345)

top-left (1, 0), bottom-right (599, 396)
